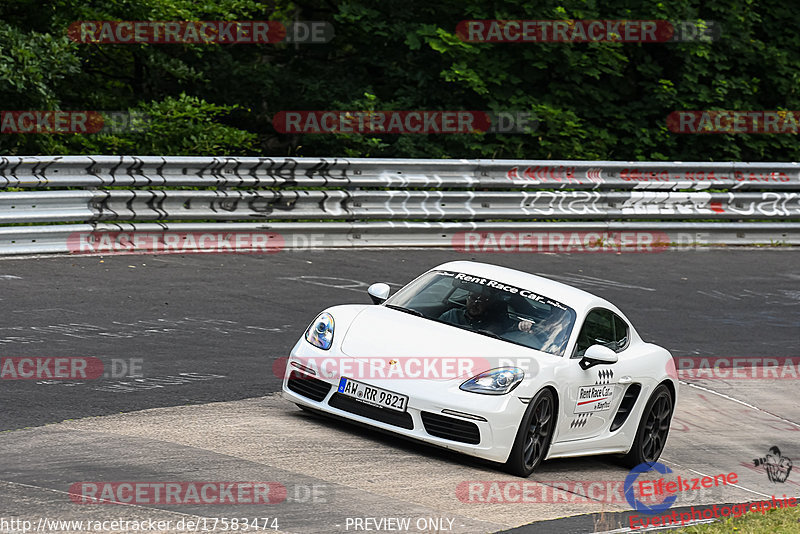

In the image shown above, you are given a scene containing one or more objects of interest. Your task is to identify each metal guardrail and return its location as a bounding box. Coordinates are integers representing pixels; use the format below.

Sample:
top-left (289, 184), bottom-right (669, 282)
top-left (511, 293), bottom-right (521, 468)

top-left (4, 189), bottom-right (800, 222)
top-left (3, 156), bottom-right (800, 190)
top-left (1, 156), bottom-right (799, 255)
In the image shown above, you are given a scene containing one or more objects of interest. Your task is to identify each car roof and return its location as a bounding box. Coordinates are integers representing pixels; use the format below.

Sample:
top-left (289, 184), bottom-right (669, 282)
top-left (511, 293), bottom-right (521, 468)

top-left (432, 260), bottom-right (610, 313)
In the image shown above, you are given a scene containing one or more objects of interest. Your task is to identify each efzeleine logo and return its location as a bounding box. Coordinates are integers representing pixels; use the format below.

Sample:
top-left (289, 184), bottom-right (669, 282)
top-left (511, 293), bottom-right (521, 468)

top-left (624, 462), bottom-right (739, 515)
top-left (625, 462), bottom-right (677, 514)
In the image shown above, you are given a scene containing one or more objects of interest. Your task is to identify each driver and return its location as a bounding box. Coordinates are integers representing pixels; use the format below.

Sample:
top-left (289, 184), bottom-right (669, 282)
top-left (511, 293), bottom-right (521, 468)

top-left (438, 290), bottom-right (513, 334)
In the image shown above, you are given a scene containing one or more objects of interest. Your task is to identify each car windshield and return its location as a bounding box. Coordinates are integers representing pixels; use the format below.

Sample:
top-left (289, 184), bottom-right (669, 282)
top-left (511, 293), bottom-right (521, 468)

top-left (385, 270), bottom-right (576, 356)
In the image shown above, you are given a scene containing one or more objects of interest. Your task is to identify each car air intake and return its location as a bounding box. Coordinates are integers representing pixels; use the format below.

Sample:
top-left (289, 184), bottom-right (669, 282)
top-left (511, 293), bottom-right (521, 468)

top-left (610, 383), bottom-right (642, 432)
top-left (421, 412), bottom-right (481, 444)
top-left (328, 393), bottom-right (414, 429)
top-left (287, 371), bottom-right (332, 402)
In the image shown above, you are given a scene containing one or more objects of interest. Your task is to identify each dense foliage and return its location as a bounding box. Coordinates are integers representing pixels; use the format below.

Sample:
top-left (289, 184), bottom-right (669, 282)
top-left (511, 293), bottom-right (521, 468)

top-left (1, 0), bottom-right (798, 160)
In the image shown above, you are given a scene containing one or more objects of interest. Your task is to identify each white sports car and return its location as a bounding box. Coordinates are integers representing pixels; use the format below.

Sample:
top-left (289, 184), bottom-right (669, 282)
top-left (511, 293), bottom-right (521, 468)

top-left (282, 261), bottom-right (677, 476)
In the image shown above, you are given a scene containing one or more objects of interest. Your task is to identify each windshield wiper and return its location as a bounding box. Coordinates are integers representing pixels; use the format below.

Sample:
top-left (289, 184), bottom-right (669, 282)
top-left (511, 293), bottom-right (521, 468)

top-left (385, 304), bottom-right (424, 317)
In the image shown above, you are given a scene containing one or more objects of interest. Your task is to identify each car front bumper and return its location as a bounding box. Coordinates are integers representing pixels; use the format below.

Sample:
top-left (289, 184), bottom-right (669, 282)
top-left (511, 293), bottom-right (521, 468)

top-left (280, 340), bottom-right (528, 464)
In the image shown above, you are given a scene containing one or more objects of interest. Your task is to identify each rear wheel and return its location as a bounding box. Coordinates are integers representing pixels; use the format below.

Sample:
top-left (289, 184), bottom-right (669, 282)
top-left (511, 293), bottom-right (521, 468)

top-left (505, 388), bottom-right (555, 477)
top-left (621, 384), bottom-right (674, 467)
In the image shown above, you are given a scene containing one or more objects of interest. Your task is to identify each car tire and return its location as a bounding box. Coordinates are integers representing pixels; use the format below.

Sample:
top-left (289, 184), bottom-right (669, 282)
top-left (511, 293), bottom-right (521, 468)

top-left (621, 384), bottom-right (674, 467)
top-left (505, 388), bottom-right (556, 478)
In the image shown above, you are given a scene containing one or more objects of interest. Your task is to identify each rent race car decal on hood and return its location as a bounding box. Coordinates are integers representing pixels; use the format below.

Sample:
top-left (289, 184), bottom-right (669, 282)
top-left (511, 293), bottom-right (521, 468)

top-left (437, 271), bottom-right (569, 310)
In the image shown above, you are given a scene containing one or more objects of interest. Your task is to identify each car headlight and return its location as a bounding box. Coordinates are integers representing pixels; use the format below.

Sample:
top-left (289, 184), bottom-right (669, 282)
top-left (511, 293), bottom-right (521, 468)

top-left (460, 367), bottom-right (524, 395)
top-left (305, 312), bottom-right (335, 350)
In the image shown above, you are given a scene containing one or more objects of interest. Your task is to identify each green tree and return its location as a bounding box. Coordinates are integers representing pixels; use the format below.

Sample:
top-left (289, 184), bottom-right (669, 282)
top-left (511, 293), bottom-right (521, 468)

top-left (1, 0), bottom-right (799, 160)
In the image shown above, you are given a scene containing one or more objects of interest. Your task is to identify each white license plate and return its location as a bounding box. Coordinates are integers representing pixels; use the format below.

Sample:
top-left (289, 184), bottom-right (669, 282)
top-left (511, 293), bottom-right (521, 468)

top-left (337, 378), bottom-right (409, 412)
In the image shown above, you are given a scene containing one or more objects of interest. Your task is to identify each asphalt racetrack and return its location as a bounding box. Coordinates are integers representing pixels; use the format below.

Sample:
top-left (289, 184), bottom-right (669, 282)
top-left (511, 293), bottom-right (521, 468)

top-left (1, 249), bottom-right (798, 533)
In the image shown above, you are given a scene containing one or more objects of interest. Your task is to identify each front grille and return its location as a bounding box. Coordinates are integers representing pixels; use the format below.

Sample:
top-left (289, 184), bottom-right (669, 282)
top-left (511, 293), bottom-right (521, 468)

top-left (421, 412), bottom-right (481, 444)
top-left (287, 371), bottom-right (332, 402)
top-left (328, 393), bottom-right (414, 429)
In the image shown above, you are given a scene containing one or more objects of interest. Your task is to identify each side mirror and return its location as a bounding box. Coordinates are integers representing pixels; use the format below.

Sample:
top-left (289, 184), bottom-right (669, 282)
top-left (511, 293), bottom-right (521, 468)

top-left (579, 344), bottom-right (618, 370)
top-left (367, 283), bottom-right (391, 304)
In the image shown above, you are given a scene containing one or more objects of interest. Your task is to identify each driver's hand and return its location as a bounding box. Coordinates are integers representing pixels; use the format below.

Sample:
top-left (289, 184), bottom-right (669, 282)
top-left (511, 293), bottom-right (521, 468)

top-left (518, 320), bottom-right (534, 333)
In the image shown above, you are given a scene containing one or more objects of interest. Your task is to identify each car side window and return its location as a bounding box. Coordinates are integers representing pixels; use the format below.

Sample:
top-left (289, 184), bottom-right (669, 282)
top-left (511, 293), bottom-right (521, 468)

top-left (573, 309), bottom-right (629, 358)
top-left (613, 314), bottom-right (630, 352)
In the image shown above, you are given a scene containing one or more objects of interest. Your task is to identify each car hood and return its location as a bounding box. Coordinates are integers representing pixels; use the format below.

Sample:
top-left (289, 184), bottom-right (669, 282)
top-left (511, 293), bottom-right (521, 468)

top-left (339, 305), bottom-right (549, 381)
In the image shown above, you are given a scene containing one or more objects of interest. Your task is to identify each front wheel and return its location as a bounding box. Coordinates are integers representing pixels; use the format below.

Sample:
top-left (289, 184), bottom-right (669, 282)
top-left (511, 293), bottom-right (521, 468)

top-left (621, 384), bottom-right (674, 467)
top-left (505, 388), bottom-right (556, 477)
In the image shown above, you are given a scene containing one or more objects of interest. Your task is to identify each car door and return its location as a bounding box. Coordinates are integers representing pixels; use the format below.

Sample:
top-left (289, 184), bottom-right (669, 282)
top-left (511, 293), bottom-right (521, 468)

top-left (554, 308), bottom-right (634, 442)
